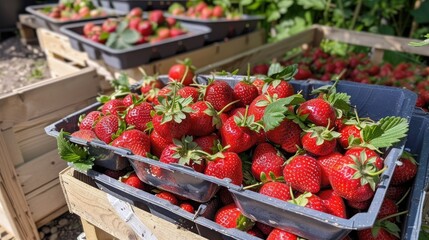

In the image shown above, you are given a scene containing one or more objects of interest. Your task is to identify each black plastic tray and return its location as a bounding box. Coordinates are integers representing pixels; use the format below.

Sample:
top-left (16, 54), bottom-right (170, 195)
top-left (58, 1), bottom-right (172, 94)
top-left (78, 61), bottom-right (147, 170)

top-left (25, 4), bottom-right (125, 33)
top-left (165, 13), bottom-right (263, 42)
top-left (86, 169), bottom-right (262, 240)
top-left (101, 0), bottom-right (187, 12)
top-left (402, 110), bottom-right (429, 239)
top-left (60, 20), bottom-right (211, 69)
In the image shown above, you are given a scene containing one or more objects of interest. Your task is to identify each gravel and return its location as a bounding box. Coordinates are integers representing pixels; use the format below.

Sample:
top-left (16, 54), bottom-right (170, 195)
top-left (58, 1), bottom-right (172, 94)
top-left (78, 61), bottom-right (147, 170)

top-left (38, 213), bottom-right (83, 240)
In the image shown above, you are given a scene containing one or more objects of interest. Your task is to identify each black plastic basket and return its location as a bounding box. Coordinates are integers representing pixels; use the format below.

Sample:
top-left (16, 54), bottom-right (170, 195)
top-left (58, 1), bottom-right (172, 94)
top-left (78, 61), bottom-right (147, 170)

top-left (108, 0), bottom-right (187, 12)
top-left (26, 3), bottom-right (125, 33)
top-left (60, 20), bottom-right (210, 69)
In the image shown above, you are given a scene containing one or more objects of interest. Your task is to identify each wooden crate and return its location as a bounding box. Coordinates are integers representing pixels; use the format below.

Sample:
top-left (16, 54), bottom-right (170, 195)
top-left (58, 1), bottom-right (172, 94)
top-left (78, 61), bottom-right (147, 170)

top-left (36, 27), bottom-right (266, 82)
top-left (17, 14), bottom-right (40, 45)
top-left (60, 167), bottom-right (206, 240)
top-left (0, 65), bottom-right (109, 240)
top-left (199, 24), bottom-right (429, 74)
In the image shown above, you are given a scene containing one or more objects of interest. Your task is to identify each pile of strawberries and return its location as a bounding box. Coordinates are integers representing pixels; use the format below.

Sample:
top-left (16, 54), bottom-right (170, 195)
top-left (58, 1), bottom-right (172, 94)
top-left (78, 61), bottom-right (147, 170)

top-left (168, 1), bottom-right (241, 20)
top-left (62, 61), bottom-right (414, 239)
top-left (42, 0), bottom-right (106, 21)
top-left (252, 47), bottom-right (429, 112)
top-left (82, 7), bottom-right (186, 45)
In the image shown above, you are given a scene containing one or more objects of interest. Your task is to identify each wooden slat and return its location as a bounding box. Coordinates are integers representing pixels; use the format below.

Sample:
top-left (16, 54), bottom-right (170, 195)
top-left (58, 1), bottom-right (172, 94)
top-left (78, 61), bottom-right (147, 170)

top-left (60, 167), bottom-right (206, 240)
top-left (198, 27), bottom-right (316, 74)
top-left (27, 179), bottom-right (67, 224)
top-left (0, 203), bottom-right (14, 238)
top-left (0, 224), bottom-right (15, 240)
top-left (316, 24), bottom-right (429, 56)
top-left (16, 150), bottom-right (67, 195)
top-left (0, 128), bottom-right (24, 166)
top-left (46, 55), bottom-right (82, 78)
top-left (81, 219), bottom-right (115, 240)
top-left (0, 132), bottom-right (39, 240)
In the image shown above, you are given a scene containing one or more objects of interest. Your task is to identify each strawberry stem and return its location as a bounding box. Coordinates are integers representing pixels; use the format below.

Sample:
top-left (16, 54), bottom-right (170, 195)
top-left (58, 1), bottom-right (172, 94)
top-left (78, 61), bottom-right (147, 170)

top-left (365, 166), bottom-right (386, 177)
top-left (180, 65), bottom-right (190, 85)
top-left (378, 210), bottom-right (408, 223)
top-left (243, 181), bottom-right (263, 190)
top-left (138, 67), bottom-right (147, 77)
top-left (396, 187), bottom-right (410, 206)
top-left (218, 100), bottom-right (240, 115)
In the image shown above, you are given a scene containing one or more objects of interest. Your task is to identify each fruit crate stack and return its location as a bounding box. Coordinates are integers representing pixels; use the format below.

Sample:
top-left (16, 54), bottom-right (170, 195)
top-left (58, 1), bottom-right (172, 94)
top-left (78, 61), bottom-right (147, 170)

top-left (44, 54), bottom-right (424, 239)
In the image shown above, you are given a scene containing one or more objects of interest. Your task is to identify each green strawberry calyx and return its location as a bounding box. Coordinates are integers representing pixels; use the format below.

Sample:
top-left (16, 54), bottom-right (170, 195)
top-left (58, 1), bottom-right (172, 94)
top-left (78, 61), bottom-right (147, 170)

top-left (204, 100), bottom-right (240, 129)
top-left (348, 150), bottom-right (386, 191)
top-left (304, 126), bottom-right (340, 146)
top-left (311, 79), bottom-right (351, 119)
top-left (371, 210), bottom-right (408, 238)
top-left (234, 106), bottom-right (264, 132)
top-left (155, 95), bottom-right (194, 124)
top-left (235, 214), bottom-right (255, 231)
top-left (400, 151), bottom-right (418, 165)
top-left (242, 172), bottom-right (285, 190)
top-left (171, 136), bottom-right (204, 166)
top-left (56, 129), bottom-right (95, 172)
top-left (262, 94), bottom-right (306, 131)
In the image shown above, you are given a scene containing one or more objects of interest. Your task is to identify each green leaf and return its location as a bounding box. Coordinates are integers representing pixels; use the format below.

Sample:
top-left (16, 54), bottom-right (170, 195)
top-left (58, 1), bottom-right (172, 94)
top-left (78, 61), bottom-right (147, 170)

top-left (411, 0), bottom-right (429, 24)
top-left (117, 20), bottom-right (128, 33)
top-left (268, 64), bottom-right (298, 80)
top-left (267, 63), bottom-right (284, 77)
top-left (121, 29), bottom-right (140, 44)
top-left (362, 117), bottom-right (409, 149)
top-left (106, 33), bottom-right (118, 48)
top-left (99, 32), bottom-right (110, 41)
top-left (328, 92), bottom-right (351, 115)
top-left (297, 0), bottom-right (326, 10)
top-left (57, 130), bottom-right (88, 162)
top-left (240, 0), bottom-right (253, 6)
top-left (263, 94), bottom-right (305, 131)
top-left (72, 161), bottom-right (94, 172)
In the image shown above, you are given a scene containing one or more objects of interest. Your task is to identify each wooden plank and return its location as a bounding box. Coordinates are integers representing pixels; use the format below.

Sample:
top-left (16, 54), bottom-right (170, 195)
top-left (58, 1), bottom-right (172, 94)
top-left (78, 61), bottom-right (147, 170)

top-left (27, 179), bottom-right (67, 224)
top-left (17, 22), bottom-right (38, 45)
top-left (0, 224), bottom-right (15, 240)
top-left (0, 131), bottom-right (39, 240)
top-left (19, 14), bottom-right (41, 30)
top-left (60, 167), bottom-right (206, 240)
top-left (81, 219), bottom-right (115, 240)
top-left (35, 205), bottom-right (69, 228)
top-left (16, 150), bottom-right (67, 195)
top-left (37, 28), bottom-right (87, 66)
top-left (46, 55), bottom-right (82, 78)
top-left (198, 27), bottom-right (316, 74)
top-left (0, 203), bottom-right (14, 238)
top-left (0, 128), bottom-right (24, 166)
top-left (316, 24), bottom-right (429, 56)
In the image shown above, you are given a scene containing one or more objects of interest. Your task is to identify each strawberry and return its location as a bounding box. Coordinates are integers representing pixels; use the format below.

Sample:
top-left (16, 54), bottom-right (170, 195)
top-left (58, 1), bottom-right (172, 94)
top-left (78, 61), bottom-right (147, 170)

top-left (317, 152), bottom-right (343, 187)
top-left (125, 102), bottom-right (154, 132)
top-left (345, 147), bottom-right (383, 170)
top-left (297, 98), bottom-right (336, 127)
top-left (377, 198), bottom-right (398, 222)
top-left (330, 151), bottom-right (383, 202)
top-left (179, 202), bottom-right (195, 213)
top-left (339, 124), bottom-right (362, 148)
top-left (214, 203), bottom-right (254, 231)
top-left (178, 86), bottom-right (199, 103)
top-left (94, 114), bottom-right (122, 144)
top-left (111, 129), bottom-right (150, 157)
top-left (318, 189), bottom-right (347, 218)
top-left (233, 77), bottom-right (259, 106)
top-left (168, 58), bottom-right (195, 86)
top-left (122, 93), bottom-right (141, 108)
top-left (150, 130), bottom-right (172, 158)
top-left (249, 94), bottom-right (273, 121)
top-left (289, 192), bottom-right (327, 213)
top-left (252, 64), bottom-right (269, 76)
top-left (187, 101), bottom-right (217, 136)
top-left (247, 228), bottom-right (264, 238)
top-left (301, 126), bottom-right (340, 156)
top-left (194, 134), bottom-right (219, 154)
top-left (391, 151), bottom-right (417, 186)
top-left (294, 65), bottom-right (312, 80)
top-left (385, 186), bottom-right (407, 201)
top-left (251, 143), bottom-right (285, 181)
top-left (347, 199), bottom-right (371, 210)
top-left (252, 78), bottom-right (265, 95)
top-left (256, 222), bottom-right (273, 236)
top-left (101, 99), bottom-right (126, 116)
top-left (140, 76), bottom-right (164, 95)
top-left (204, 151), bottom-right (243, 185)
top-left (283, 155), bottom-right (321, 193)
top-left (121, 172), bottom-right (145, 190)
top-left (219, 187), bottom-right (234, 205)
top-left (267, 228), bottom-right (297, 240)
top-left (266, 119), bottom-right (302, 153)
top-left (71, 129), bottom-right (98, 141)
top-left (152, 96), bottom-right (193, 141)
top-left (264, 79), bottom-right (295, 98)
top-left (203, 79), bottom-right (236, 112)
top-left (148, 10), bottom-right (165, 24)
top-left (155, 191), bottom-right (179, 205)
top-left (159, 136), bottom-right (205, 173)
top-left (220, 111), bottom-right (259, 153)
top-left (137, 20), bottom-right (153, 36)
top-left (357, 228), bottom-right (399, 240)
top-left (79, 111), bottom-right (102, 130)
top-left (127, 7), bottom-right (143, 18)
top-left (258, 182), bottom-right (291, 201)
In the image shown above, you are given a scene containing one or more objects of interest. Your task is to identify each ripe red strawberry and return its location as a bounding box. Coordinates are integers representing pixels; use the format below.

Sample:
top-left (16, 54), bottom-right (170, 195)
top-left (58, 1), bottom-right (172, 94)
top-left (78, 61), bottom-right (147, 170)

top-left (79, 111), bottom-right (101, 130)
top-left (251, 143), bottom-right (285, 181)
top-left (357, 220), bottom-right (400, 240)
top-left (150, 130), bottom-right (172, 158)
top-left (194, 134), bottom-right (219, 154)
top-left (347, 199), bottom-right (371, 210)
top-left (385, 186), bottom-right (407, 201)
top-left (101, 99), bottom-right (126, 116)
top-left (168, 58), bottom-right (195, 86)
top-left (233, 77), bottom-right (259, 106)
top-left (122, 93), bottom-right (141, 108)
top-left (94, 114), bottom-right (121, 144)
top-left (71, 129), bottom-right (98, 141)
top-left (219, 187), bottom-right (234, 205)
top-left (247, 228), bottom-right (264, 238)
top-left (317, 152), bottom-right (343, 187)
top-left (252, 78), bottom-right (265, 95)
top-left (330, 152), bottom-right (383, 202)
top-left (220, 113), bottom-right (258, 153)
top-left (256, 222), bottom-right (273, 236)
top-left (391, 152), bottom-right (417, 186)
top-left (148, 10), bottom-right (165, 24)
top-left (267, 228), bottom-right (297, 240)
top-left (249, 94), bottom-right (272, 121)
top-left (258, 182), bottom-right (291, 201)
top-left (140, 76), bottom-right (164, 94)
top-left (264, 79), bottom-right (295, 98)
top-left (318, 189), bottom-right (347, 218)
top-left (301, 126), bottom-right (340, 156)
top-left (111, 129), bottom-right (150, 157)
top-left (294, 65), bottom-right (312, 80)
top-left (290, 192), bottom-right (327, 213)
top-left (188, 101), bottom-right (216, 136)
top-left (339, 124), bottom-right (362, 148)
top-left (266, 119), bottom-right (302, 153)
top-left (283, 155), bottom-right (321, 193)
top-left (125, 102), bottom-right (154, 132)
top-left (155, 191), bottom-right (179, 205)
top-left (178, 86), bottom-right (199, 102)
top-left (297, 98), bottom-right (336, 127)
top-left (152, 96), bottom-right (193, 141)
top-left (214, 203), bottom-right (254, 231)
top-left (159, 136), bottom-right (205, 173)
top-left (204, 152), bottom-right (243, 185)
top-left (377, 198), bottom-right (398, 222)
top-left (204, 80), bottom-right (236, 112)
top-left (345, 147), bottom-right (383, 170)
top-left (179, 202), bottom-right (195, 213)
top-left (121, 172), bottom-right (145, 190)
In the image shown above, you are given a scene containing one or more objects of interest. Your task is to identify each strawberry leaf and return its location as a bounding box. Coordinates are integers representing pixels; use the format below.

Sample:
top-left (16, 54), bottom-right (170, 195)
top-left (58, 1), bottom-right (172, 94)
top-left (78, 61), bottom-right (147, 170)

top-left (268, 63), bottom-right (298, 80)
top-left (56, 130), bottom-right (94, 171)
top-left (327, 92), bottom-right (351, 117)
top-left (362, 117), bottom-right (409, 149)
top-left (381, 220), bottom-right (401, 238)
top-left (263, 94), bottom-right (305, 131)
